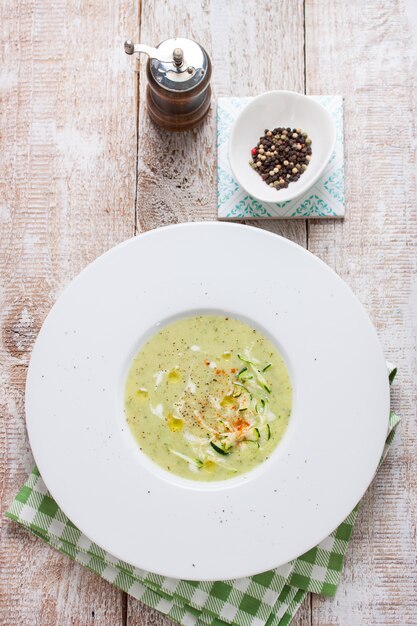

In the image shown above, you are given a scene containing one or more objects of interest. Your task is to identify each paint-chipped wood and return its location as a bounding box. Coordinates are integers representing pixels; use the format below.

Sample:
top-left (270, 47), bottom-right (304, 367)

top-left (2, 0), bottom-right (416, 625)
top-left (127, 599), bottom-right (175, 626)
top-left (0, 0), bottom-right (138, 624)
top-left (305, 1), bottom-right (417, 624)
top-left (135, 0), bottom-right (307, 248)
top-left (132, 1), bottom-right (307, 624)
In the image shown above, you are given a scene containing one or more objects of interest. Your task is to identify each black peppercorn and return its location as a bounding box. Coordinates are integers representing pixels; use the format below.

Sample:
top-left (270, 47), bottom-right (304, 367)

top-left (249, 127), bottom-right (312, 190)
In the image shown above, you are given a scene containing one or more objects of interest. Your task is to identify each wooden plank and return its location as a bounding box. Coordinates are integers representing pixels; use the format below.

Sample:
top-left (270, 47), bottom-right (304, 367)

top-left (0, 0), bottom-right (138, 624)
top-left (305, 0), bottom-right (417, 624)
top-left (130, 1), bottom-right (309, 624)
top-left (127, 600), bottom-right (174, 626)
top-left (135, 0), bottom-right (307, 246)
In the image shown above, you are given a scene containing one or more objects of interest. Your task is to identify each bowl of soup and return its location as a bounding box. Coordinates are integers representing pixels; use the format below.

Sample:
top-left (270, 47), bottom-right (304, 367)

top-left (125, 315), bottom-right (292, 481)
top-left (25, 221), bottom-right (389, 581)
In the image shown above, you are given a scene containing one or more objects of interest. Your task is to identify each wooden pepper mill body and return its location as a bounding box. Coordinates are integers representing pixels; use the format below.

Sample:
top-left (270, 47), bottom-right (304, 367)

top-left (146, 55), bottom-right (212, 131)
top-left (125, 38), bottom-right (212, 132)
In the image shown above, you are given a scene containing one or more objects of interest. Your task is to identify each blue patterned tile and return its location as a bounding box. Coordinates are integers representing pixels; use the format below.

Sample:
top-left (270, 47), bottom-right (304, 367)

top-left (324, 167), bottom-right (344, 204)
top-left (290, 195), bottom-right (337, 217)
top-left (217, 167), bottom-right (240, 205)
top-left (226, 196), bottom-right (273, 218)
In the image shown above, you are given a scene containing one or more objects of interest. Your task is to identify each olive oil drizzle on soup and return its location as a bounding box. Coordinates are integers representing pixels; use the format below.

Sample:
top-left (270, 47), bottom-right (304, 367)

top-left (124, 316), bottom-right (292, 481)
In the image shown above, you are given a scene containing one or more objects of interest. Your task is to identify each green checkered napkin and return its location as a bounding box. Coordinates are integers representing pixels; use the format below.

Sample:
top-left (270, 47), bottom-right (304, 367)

top-left (6, 366), bottom-right (399, 626)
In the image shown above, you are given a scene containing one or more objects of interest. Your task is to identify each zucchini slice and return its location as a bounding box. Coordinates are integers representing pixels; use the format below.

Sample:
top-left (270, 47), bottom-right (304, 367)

top-left (210, 441), bottom-right (231, 455)
top-left (244, 427), bottom-right (260, 443)
top-left (170, 449), bottom-right (202, 468)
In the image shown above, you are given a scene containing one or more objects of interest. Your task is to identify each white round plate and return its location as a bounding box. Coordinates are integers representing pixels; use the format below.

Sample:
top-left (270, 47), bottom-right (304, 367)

top-left (229, 91), bottom-right (336, 203)
top-left (26, 222), bottom-right (389, 581)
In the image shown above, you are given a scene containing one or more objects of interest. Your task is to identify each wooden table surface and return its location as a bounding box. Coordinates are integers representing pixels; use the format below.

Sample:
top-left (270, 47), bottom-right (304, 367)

top-left (1, 1), bottom-right (416, 624)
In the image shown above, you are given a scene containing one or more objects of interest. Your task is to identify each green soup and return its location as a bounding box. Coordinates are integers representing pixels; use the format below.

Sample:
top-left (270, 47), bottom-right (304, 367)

top-left (124, 315), bottom-right (292, 481)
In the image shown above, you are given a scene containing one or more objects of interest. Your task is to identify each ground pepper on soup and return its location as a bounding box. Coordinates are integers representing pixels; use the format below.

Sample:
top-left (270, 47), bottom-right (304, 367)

top-left (124, 315), bottom-right (292, 481)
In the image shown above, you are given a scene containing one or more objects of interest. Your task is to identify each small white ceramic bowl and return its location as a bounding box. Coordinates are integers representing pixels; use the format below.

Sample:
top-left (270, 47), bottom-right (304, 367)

top-left (229, 91), bottom-right (336, 203)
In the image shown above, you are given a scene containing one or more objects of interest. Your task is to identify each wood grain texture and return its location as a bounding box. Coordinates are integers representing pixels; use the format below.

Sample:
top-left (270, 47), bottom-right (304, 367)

top-left (132, 1), bottom-right (308, 624)
top-left (0, 0), bottom-right (138, 624)
top-left (305, 0), bottom-right (417, 624)
top-left (127, 599), bottom-right (174, 626)
top-left (135, 0), bottom-right (307, 249)
top-left (1, 0), bottom-right (416, 625)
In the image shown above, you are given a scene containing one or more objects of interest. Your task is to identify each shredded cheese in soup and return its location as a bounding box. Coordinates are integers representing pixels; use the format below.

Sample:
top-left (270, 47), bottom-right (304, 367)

top-left (124, 315), bottom-right (292, 481)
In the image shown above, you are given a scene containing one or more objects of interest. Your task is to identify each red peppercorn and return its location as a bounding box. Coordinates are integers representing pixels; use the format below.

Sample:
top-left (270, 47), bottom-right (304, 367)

top-left (251, 148), bottom-right (257, 155)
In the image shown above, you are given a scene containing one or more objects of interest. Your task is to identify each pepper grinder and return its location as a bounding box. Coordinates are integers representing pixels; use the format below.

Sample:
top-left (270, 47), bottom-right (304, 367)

top-left (124, 37), bottom-right (212, 131)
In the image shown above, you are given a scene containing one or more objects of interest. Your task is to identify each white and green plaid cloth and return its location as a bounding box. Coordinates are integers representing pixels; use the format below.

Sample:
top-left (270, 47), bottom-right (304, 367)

top-left (6, 366), bottom-right (399, 626)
